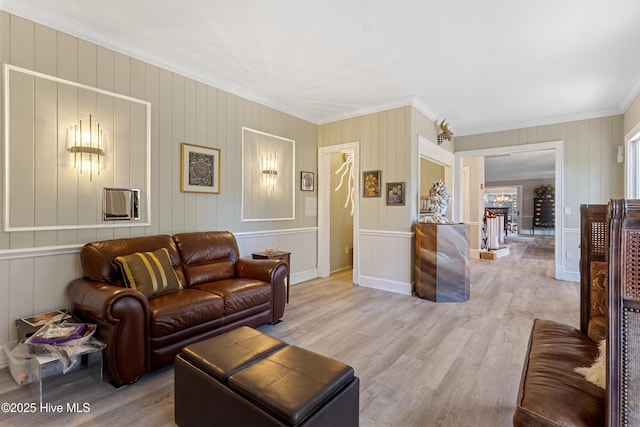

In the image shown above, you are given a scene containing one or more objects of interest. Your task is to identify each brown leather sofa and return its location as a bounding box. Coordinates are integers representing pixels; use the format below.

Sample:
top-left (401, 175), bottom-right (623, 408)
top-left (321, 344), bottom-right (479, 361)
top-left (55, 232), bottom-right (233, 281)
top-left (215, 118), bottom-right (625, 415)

top-left (67, 231), bottom-right (288, 386)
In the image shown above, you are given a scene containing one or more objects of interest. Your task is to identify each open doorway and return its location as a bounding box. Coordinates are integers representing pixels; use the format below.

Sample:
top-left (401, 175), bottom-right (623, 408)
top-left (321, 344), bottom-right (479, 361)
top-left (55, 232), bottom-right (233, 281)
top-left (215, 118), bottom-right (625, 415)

top-left (485, 150), bottom-right (555, 237)
top-left (454, 140), bottom-right (564, 280)
top-left (329, 152), bottom-right (355, 273)
top-left (317, 142), bottom-right (360, 283)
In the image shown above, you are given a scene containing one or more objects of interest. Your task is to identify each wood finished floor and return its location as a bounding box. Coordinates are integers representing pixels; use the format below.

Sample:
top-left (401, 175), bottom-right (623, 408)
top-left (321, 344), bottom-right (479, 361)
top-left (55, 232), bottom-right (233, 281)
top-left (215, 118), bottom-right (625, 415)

top-left (0, 235), bottom-right (574, 427)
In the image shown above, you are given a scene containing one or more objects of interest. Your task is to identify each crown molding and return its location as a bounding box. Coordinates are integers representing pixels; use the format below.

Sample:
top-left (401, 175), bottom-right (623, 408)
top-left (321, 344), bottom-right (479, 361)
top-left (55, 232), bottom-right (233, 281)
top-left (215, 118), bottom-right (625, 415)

top-left (619, 76), bottom-right (640, 114)
top-left (455, 108), bottom-right (623, 137)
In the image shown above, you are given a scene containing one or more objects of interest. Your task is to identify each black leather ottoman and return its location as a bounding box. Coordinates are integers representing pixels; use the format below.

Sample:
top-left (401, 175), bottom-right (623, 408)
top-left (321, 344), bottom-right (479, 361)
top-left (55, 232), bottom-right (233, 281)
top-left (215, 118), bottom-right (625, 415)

top-left (175, 326), bottom-right (360, 427)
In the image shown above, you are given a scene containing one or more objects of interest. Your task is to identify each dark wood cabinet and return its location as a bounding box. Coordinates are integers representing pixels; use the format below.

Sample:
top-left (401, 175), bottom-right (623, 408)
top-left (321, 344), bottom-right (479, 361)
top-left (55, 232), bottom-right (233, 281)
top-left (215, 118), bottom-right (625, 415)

top-left (533, 197), bottom-right (554, 232)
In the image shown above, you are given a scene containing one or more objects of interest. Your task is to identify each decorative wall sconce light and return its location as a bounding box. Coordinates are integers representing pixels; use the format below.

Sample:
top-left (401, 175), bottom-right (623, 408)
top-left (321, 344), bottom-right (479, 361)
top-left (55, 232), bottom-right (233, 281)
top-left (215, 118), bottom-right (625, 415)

top-left (262, 151), bottom-right (278, 189)
top-left (617, 146), bottom-right (624, 163)
top-left (69, 114), bottom-right (104, 181)
top-left (437, 119), bottom-right (454, 145)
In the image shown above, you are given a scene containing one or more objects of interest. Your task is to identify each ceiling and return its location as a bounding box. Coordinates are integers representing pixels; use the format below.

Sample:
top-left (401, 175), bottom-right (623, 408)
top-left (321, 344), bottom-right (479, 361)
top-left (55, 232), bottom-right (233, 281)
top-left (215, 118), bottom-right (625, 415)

top-left (2, 0), bottom-right (640, 136)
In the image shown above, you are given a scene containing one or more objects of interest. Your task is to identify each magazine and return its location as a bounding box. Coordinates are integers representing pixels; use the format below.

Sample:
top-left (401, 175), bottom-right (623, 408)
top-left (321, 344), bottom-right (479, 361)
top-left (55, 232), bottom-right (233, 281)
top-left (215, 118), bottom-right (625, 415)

top-left (21, 310), bottom-right (71, 327)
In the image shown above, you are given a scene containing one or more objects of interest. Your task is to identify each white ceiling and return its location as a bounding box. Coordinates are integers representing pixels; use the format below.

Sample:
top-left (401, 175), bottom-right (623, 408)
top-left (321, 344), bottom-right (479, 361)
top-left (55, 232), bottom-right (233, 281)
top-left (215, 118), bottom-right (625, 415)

top-left (2, 0), bottom-right (640, 136)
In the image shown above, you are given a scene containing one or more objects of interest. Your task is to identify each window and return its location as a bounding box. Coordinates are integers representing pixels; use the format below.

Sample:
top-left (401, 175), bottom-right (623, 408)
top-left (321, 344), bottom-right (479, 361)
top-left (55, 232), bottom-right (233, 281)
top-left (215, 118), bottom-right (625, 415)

top-left (627, 132), bottom-right (640, 198)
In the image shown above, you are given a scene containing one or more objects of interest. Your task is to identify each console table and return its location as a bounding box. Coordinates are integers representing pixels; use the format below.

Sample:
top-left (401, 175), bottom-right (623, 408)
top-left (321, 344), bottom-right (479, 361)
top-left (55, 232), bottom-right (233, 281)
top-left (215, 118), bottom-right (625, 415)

top-left (252, 251), bottom-right (291, 303)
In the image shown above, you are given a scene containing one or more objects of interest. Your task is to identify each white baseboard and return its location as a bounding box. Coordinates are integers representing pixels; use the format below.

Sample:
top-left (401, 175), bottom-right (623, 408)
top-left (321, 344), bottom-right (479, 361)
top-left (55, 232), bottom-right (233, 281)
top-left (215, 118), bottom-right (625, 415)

top-left (358, 275), bottom-right (412, 296)
top-left (558, 267), bottom-right (579, 283)
top-left (291, 269), bottom-right (318, 285)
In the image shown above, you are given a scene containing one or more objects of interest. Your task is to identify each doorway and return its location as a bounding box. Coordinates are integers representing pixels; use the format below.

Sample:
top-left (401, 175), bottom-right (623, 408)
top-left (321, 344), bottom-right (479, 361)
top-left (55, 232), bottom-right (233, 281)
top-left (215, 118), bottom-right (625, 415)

top-left (454, 140), bottom-right (564, 280)
top-left (317, 142), bottom-right (360, 283)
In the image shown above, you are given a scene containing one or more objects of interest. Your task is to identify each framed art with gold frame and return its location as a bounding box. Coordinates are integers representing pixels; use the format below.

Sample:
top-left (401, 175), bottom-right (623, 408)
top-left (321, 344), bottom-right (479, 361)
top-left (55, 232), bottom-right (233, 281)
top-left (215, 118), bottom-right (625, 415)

top-left (363, 170), bottom-right (381, 198)
top-left (180, 142), bottom-right (221, 193)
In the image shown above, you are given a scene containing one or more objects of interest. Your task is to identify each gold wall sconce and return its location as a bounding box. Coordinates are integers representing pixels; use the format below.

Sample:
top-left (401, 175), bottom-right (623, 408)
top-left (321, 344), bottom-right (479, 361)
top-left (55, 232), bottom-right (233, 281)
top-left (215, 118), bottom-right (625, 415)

top-left (69, 114), bottom-right (104, 181)
top-left (262, 151), bottom-right (278, 189)
top-left (437, 119), bottom-right (454, 145)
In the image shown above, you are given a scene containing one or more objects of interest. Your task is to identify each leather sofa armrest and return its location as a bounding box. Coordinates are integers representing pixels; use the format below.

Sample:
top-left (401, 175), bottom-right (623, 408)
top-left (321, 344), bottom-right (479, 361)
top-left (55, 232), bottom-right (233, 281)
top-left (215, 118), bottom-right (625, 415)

top-left (235, 258), bottom-right (288, 321)
top-left (67, 278), bottom-right (150, 385)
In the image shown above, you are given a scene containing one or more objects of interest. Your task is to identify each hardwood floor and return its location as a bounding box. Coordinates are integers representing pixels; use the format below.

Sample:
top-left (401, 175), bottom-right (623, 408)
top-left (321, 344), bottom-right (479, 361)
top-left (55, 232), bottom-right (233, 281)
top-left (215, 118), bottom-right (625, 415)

top-left (0, 236), bottom-right (576, 427)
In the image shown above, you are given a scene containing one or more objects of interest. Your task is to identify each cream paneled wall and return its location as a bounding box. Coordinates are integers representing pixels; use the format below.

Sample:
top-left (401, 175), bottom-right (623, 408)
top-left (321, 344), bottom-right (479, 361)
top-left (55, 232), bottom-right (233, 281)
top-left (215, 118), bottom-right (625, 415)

top-left (0, 12), bottom-right (318, 363)
top-left (319, 107), bottom-right (414, 231)
top-left (456, 116), bottom-right (625, 225)
top-left (318, 106), bottom-right (443, 294)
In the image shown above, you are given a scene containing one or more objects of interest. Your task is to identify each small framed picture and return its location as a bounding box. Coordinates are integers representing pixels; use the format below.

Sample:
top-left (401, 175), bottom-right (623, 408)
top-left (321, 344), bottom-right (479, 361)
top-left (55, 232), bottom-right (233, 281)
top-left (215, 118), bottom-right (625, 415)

top-left (386, 182), bottom-right (405, 206)
top-left (363, 170), bottom-right (381, 198)
top-left (301, 171), bottom-right (314, 191)
top-left (181, 142), bottom-right (221, 194)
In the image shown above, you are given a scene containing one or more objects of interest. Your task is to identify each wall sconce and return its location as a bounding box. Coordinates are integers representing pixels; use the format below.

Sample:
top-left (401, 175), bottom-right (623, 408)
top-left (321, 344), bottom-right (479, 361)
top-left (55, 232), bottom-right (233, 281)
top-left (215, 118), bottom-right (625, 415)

top-left (262, 151), bottom-right (278, 189)
top-left (437, 119), bottom-right (454, 145)
top-left (617, 146), bottom-right (624, 163)
top-left (69, 114), bottom-right (104, 181)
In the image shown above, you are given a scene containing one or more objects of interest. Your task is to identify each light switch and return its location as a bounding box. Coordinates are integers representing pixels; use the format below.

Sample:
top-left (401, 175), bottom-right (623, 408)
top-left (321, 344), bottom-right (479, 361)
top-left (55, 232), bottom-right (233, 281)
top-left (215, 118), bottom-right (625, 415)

top-left (564, 207), bottom-right (571, 215)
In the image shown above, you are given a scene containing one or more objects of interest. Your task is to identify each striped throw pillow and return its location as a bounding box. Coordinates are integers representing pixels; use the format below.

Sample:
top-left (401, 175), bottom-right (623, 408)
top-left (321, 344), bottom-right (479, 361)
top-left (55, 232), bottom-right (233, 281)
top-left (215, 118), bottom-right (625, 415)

top-left (115, 248), bottom-right (182, 298)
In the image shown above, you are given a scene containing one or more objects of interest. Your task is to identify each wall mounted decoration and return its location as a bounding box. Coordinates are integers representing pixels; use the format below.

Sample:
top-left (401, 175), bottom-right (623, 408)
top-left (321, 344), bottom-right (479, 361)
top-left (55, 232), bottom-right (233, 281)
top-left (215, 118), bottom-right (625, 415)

top-left (180, 143), bottom-right (221, 194)
top-left (386, 182), bottom-right (406, 206)
top-left (362, 170), bottom-right (381, 198)
top-left (437, 119), bottom-right (455, 145)
top-left (69, 114), bottom-right (105, 181)
top-left (334, 151), bottom-right (355, 215)
top-left (301, 171), bottom-right (314, 191)
top-left (3, 64), bottom-right (151, 231)
top-left (262, 151), bottom-right (279, 190)
top-left (241, 127), bottom-right (295, 221)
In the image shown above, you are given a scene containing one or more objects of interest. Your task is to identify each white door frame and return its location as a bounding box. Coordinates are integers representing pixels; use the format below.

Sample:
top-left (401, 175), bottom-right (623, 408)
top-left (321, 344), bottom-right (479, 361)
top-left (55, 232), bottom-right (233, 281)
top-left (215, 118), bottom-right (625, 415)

top-left (454, 140), bottom-right (564, 280)
top-left (318, 142), bottom-right (360, 283)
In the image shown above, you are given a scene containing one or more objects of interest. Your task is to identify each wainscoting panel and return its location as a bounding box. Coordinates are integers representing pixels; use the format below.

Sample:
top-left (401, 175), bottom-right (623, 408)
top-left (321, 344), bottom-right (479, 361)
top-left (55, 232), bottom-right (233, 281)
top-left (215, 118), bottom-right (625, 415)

top-left (235, 228), bottom-right (318, 285)
top-left (561, 227), bottom-right (580, 282)
top-left (359, 229), bottom-right (413, 295)
top-left (0, 227), bottom-right (317, 368)
top-left (0, 248), bottom-right (82, 368)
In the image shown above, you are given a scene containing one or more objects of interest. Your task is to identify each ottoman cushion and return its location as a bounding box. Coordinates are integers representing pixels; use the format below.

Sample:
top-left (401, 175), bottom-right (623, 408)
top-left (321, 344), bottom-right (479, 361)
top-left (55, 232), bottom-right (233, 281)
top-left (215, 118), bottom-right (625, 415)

top-left (181, 326), bottom-right (287, 381)
top-left (229, 345), bottom-right (355, 425)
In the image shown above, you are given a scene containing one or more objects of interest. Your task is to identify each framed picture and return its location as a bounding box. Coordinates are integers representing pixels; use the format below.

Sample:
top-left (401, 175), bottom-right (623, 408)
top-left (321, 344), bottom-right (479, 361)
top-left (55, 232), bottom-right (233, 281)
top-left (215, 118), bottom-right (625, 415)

top-left (181, 142), bottom-right (221, 193)
top-left (386, 182), bottom-right (405, 206)
top-left (301, 171), bottom-right (314, 191)
top-left (363, 170), bottom-right (381, 197)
